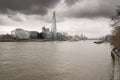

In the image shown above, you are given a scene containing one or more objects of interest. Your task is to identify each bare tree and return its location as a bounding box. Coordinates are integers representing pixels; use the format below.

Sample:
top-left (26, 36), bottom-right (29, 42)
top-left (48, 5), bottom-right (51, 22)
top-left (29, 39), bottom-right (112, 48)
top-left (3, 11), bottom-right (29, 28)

top-left (111, 6), bottom-right (120, 48)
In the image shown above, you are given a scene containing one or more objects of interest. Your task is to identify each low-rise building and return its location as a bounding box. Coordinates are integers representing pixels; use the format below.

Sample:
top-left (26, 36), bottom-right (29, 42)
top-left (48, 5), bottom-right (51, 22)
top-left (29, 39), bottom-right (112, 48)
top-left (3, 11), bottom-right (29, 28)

top-left (57, 33), bottom-right (62, 40)
top-left (29, 31), bottom-right (39, 39)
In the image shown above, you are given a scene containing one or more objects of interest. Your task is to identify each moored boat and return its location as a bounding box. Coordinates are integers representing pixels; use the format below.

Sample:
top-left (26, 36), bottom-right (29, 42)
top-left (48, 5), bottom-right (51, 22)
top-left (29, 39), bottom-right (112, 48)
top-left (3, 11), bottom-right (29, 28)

top-left (94, 41), bottom-right (104, 44)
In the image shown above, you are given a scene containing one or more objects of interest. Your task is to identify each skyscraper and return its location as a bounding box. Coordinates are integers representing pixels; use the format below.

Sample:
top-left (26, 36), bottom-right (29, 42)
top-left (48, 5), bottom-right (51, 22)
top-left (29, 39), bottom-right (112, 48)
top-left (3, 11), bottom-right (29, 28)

top-left (51, 11), bottom-right (57, 40)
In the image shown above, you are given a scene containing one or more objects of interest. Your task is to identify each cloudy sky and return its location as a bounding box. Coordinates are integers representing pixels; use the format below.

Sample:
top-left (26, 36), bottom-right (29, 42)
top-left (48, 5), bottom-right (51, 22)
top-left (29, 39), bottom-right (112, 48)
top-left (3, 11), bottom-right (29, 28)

top-left (0, 0), bottom-right (119, 38)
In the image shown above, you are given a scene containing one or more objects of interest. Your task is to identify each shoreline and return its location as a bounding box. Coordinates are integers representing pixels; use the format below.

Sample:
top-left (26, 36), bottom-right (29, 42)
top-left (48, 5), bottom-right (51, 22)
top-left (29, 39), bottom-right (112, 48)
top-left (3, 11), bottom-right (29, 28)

top-left (0, 39), bottom-right (65, 42)
top-left (111, 48), bottom-right (120, 80)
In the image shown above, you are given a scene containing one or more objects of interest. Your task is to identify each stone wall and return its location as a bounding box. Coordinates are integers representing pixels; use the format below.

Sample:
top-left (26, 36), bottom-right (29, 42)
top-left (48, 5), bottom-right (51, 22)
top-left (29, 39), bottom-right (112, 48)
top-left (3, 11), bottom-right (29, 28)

top-left (111, 50), bottom-right (120, 80)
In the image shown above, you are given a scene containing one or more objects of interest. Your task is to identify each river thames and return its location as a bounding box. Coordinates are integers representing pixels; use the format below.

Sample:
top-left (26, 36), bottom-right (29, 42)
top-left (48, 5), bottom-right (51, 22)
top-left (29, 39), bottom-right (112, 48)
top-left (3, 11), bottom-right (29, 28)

top-left (0, 41), bottom-right (113, 80)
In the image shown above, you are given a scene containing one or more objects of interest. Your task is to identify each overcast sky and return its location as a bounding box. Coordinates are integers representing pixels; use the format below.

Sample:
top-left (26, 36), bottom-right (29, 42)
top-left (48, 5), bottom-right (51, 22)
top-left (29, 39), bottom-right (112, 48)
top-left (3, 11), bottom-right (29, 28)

top-left (0, 0), bottom-right (119, 38)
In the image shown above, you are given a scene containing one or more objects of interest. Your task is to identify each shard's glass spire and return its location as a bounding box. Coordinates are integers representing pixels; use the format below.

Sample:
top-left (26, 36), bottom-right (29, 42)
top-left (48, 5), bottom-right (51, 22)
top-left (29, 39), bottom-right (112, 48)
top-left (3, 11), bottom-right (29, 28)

top-left (51, 11), bottom-right (57, 40)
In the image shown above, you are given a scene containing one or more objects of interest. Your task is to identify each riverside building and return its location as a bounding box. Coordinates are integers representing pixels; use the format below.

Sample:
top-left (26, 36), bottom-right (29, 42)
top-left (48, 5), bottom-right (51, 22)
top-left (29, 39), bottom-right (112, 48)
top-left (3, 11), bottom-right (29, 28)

top-left (11, 12), bottom-right (62, 40)
top-left (11, 29), bottom-right (30, 40)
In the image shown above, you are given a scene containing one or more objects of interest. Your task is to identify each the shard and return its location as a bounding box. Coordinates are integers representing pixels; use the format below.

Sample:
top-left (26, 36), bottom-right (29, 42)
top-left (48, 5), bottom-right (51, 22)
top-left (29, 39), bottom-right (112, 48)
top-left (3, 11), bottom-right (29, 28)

top-left (51, 11), bottom-right (57, 40)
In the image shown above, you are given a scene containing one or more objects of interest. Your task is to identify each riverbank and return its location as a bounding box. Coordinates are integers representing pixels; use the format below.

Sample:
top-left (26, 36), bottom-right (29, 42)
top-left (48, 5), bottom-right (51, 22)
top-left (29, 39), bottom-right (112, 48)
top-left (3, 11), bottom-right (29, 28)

top-left (0, 39), bottom-right (47, 42)
top-left (111, 48), bottom-right (120, 80)
top-left (0, 39), bottom-right (64, 42)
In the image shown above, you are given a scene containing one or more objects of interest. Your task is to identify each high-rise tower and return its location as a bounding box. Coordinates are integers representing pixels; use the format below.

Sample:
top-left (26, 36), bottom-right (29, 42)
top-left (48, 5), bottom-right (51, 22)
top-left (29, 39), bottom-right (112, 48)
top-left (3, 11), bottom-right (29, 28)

top-left (51, 11), bottom-right (57, 40)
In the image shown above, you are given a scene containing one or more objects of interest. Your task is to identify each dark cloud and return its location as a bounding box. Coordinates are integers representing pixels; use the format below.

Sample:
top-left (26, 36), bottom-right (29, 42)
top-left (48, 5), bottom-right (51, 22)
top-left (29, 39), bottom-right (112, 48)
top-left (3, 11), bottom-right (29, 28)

top-left (0, 0), bottom-right (119, 22)
top-left (65, 0), bottom-right (120, 18)
top-left (0, 0), bottom-right (60, 15)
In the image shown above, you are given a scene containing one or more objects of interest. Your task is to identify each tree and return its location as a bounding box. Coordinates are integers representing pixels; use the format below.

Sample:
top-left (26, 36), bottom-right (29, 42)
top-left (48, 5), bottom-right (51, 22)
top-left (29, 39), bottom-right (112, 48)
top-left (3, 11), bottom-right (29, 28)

top-left (111, 6), bottom-right (120, 48)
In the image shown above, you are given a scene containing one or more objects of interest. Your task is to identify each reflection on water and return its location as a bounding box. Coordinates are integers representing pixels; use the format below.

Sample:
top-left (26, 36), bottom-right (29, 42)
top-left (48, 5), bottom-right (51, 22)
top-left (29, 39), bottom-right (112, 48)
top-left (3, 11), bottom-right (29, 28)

top-left (0, 41), bottom-right (113, 80)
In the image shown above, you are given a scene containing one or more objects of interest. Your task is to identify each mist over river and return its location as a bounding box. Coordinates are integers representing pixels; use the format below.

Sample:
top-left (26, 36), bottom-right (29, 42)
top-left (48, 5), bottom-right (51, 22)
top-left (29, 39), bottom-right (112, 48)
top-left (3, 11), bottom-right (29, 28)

top-left (0, 41), bottom-right (113, 80)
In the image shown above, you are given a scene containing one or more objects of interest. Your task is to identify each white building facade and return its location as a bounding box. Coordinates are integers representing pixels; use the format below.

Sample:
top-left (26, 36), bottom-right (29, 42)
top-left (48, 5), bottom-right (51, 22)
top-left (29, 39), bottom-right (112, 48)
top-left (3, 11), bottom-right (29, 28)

top-left (11, 29), bottom-right (30, 39)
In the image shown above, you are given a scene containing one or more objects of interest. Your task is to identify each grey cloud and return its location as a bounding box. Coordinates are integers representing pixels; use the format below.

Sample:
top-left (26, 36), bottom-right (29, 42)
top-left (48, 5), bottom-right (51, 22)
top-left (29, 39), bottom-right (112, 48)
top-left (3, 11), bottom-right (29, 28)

top-left (0, 0), bottom-right (119, 23)
top-left (65, 0), bottom-right (120, 18)
top-left (7, 14), bottom-right (27, 22)
top-left (0, 0), bottom-right (60, 15)
top-left (0, 15), bottom-right (14, 25)
top-left (65, 0), bottom-right (80, 6)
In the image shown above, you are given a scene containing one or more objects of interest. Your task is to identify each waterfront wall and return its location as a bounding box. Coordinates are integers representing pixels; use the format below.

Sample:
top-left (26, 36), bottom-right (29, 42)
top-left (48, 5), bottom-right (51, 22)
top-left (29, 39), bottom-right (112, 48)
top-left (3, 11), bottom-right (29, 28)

top-left (111, 49), bottom-right (120, 80)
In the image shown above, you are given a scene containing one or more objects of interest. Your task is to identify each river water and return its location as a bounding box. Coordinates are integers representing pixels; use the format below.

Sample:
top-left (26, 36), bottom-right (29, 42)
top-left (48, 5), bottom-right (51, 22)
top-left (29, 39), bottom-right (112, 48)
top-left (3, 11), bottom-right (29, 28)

top-left (0, 41), bottom-right (113, 80)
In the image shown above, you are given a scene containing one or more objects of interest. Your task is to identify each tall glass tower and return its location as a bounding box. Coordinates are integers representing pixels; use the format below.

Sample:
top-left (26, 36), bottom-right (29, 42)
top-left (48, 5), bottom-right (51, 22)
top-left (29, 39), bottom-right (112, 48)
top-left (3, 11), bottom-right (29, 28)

top-left (51, 11), bottom-right (57, 40)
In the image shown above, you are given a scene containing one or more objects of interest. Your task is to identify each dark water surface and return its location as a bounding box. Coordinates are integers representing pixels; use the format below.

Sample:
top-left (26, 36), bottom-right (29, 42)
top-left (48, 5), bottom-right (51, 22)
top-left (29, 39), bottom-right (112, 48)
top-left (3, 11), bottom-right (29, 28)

top-left (0, 41), bottom-right (113, 80)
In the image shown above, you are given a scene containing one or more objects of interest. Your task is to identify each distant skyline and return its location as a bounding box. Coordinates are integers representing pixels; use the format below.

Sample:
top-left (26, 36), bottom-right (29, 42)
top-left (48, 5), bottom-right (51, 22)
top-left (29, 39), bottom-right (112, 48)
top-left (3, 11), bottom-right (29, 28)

top-left (0, 0), bottom-right (119, 38)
